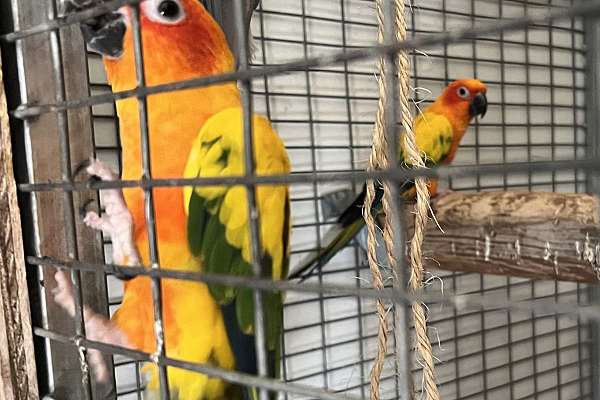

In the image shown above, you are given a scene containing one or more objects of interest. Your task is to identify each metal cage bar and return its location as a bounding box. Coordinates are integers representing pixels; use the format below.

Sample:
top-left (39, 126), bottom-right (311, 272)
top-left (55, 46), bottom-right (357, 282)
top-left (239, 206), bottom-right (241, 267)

top-left (46, 0), bottom-right (93, 395)
top-left (232, 0), bottom-right (271, 398)
top-left (379, 1), bottom-right (413, 399)
top-left (4, 2), bottom-right (599, 119)
top-left (0, 0), bottom-right (597, 399)
top-left (129, 4), bottom-right (171, 398)
top-left (3, 0), bottom-right (116, 398)
top-left (584, 0), bottom-right (600, 398)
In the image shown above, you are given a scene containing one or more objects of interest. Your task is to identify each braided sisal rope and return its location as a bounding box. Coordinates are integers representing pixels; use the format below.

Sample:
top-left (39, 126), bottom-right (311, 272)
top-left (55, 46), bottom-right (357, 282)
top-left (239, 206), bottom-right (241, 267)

top-left (393, 1), bottom-right (440, 399)
top-left (364, 2), bottom-right (392, 399)
top-left (366, 1), bottom-right (440, 399)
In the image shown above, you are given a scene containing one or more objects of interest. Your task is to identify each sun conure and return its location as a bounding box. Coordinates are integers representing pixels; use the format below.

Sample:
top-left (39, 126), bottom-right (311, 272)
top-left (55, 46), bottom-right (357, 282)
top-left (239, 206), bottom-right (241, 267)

top-left (59, 0), bottom-right (290, 399)
top-left (288, 79), bottom-right (488, 281)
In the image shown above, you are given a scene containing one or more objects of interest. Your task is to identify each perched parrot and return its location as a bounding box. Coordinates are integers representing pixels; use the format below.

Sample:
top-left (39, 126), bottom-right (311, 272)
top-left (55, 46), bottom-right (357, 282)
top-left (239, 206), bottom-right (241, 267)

top-left (288, 79), bottom-right (488, 281)
top-left (53, 0), bottom-right (290, 399)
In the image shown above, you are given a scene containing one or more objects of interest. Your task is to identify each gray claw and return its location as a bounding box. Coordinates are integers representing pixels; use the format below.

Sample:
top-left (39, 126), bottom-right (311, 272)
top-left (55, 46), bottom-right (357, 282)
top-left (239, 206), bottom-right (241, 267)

top-left (73, 159), bottom-right (92, 179)
top-left (79, 198), bottom-right (96, 218)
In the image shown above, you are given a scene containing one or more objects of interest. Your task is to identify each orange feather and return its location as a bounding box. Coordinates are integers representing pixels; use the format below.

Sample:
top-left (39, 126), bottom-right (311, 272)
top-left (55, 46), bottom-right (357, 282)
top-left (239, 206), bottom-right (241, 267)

top-left (102, 2), bottom-right (244, 396)
top-left (427, 79), bottom-right (487, 165)
top-left (105, 0), bottom-right (240, 253)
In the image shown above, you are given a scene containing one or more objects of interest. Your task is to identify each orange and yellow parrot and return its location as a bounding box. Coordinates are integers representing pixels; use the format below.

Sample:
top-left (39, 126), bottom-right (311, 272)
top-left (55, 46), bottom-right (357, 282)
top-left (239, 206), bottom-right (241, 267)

top-left (54, 0), bottom-right (289, 399)
top-left (288, 79), bottom-right (488, 281)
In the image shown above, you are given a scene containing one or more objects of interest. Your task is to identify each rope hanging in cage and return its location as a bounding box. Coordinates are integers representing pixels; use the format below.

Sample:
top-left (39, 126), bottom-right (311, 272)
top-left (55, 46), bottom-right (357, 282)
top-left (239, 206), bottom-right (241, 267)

top-left (366, 0), bottom-right (440, 399)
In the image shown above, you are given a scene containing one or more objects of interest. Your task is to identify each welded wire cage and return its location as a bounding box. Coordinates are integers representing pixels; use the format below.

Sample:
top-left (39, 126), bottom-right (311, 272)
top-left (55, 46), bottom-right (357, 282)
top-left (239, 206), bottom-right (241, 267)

top-left (0, 0), bottom-right (599, 399)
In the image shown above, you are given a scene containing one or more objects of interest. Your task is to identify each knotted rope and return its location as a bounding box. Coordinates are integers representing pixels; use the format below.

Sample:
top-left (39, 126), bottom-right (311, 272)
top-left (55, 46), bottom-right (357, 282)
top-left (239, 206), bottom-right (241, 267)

top-left (366, 1), bottom-right (440, 399)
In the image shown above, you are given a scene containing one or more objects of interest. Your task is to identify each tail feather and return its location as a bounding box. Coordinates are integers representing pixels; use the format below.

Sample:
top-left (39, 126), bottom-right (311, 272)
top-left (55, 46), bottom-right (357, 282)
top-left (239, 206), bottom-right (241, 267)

top-left (288, 183), bottom-right (381, 281)
top-left (287, 217), bottom-right (366, 281)
top-left (221, 299), bottom-right (281, 400)
top-left (288, 179), bottom-right (417, 281)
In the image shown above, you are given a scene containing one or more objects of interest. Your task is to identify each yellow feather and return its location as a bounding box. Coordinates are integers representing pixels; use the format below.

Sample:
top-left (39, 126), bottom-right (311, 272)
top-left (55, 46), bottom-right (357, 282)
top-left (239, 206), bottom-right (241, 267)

top-left (411, 111), bottom-right (454, 164)
top-left (183, 107), bottom-right (291, 279)
top-left (128, 107), bottom-right (289, 399)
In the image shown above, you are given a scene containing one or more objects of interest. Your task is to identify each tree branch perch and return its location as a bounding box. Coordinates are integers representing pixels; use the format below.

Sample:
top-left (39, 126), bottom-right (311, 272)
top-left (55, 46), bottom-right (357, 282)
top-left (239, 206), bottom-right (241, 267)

top-left (416, 191), bottom-right (600, 283)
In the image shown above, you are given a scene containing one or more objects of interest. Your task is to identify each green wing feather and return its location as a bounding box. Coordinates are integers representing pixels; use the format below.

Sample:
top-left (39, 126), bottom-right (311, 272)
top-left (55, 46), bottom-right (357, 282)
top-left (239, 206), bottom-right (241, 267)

top-left (190, 191), bottom-right (287, 351)
top-left (184, 108), bottom-right (289, 397)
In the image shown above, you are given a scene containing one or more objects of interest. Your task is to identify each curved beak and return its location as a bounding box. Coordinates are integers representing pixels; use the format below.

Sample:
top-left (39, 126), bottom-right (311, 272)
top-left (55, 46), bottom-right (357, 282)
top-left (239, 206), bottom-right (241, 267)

top-left (62, 0), bottom-right (126, 58)
top-left (469, 92), bottom-right (487, 119)
top-left (80, 12), bottom-right (127, 59)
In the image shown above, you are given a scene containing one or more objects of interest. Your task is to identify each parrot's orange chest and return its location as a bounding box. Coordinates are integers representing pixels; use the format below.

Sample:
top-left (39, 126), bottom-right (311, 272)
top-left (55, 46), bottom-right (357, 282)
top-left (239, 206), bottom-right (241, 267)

top-left (115, 84), bottom-right (241, 265)
top-left (96, 5), bottom-right (247, 397)
top-left (427, 102), bottom-right (472, 164)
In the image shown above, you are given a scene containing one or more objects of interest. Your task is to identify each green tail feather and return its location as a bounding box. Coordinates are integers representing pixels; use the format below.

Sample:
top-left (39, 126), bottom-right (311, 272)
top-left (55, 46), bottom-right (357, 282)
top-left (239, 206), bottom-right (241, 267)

top-left (288, 176), bottom-right (421, 281)
top-left (287, 217), bottom-right (366, 281)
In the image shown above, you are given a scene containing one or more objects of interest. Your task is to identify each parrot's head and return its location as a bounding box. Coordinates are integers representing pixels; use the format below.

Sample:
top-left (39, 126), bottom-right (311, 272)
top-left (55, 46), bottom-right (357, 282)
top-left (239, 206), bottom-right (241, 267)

top-left (72, 0), bottom-right (243, 89)
top-left (439, 79), bottom-right (488, 121)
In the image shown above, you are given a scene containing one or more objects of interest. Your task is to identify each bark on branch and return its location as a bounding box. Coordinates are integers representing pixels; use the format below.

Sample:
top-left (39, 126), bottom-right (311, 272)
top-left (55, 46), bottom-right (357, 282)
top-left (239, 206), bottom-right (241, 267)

top-left (0, 52), bottom-right (38, 400)
top-left (417, 191), bottom-right (600, 284)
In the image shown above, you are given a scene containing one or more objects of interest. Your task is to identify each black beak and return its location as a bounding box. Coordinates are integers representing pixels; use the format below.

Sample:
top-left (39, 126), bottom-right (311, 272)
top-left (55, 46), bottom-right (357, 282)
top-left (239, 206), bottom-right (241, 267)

top-left (81, 12), bottom-right (127, 59)
top-left (469, 92), bottom-right (487, 119)
top-left (62, 1), bottom-right (126, 58)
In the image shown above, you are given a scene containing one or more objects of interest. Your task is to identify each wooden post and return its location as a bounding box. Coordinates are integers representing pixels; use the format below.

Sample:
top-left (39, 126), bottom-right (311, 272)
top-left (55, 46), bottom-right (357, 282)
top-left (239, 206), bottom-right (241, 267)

top-left (6, 2), bottom-right (115, 398)
top-left (0, 52), bottom-right (38, 400)
top-left (415, 191), bottom-right (600, 283)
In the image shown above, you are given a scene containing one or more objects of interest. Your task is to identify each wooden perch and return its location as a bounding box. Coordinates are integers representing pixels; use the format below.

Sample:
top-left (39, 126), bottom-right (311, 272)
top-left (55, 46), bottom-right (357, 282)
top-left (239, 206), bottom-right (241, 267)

top-left (0, 52), bottom-right (38, 400)
top-left (416, 191), bottom-right (600, 284)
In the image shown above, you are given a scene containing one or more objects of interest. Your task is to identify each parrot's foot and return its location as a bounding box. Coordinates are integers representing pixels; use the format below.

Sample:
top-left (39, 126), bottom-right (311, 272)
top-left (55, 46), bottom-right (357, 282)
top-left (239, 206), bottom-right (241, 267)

top-left (78, 158), bottom-right (140, 268)
top-left (52, 269), bottom-right (131, 383)
top-left (50, 159), bottom-right (135, 383)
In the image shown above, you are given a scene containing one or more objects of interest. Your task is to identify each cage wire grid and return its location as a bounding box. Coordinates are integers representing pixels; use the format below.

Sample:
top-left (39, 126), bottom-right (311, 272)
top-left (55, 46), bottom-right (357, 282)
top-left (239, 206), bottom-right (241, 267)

top-left (0, 0), bottom-right (598, 399)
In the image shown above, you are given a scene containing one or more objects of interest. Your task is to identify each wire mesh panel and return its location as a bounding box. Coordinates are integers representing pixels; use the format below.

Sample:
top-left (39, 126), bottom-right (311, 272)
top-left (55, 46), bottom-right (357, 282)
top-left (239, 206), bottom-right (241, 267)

top-left (0, 0), bottom-right (597, 399)
top-left (250, 0), bottom-right (592, 399)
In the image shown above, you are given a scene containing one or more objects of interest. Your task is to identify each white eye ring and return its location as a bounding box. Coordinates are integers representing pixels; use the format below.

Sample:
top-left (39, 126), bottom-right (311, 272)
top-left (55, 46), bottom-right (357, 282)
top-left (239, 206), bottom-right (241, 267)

top-left (457, 86), bottom-right (470, 99)
top-left (142, 0), bottom-right (186, 25)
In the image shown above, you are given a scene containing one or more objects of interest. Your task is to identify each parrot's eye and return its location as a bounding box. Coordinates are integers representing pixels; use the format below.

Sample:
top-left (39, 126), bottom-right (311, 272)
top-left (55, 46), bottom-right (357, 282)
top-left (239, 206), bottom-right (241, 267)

top-left (143, 0), bottom-right (185, 25)
top-left (457, 86), bottom-right (470, 99)
top-left (158, 1), bottom-right (180, 18)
